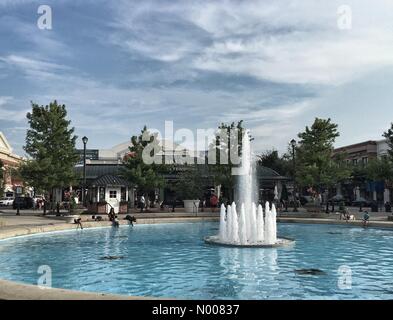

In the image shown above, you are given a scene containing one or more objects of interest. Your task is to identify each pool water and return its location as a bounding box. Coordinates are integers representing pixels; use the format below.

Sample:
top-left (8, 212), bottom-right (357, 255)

top-left (0, 222), bottom-right (393, 299)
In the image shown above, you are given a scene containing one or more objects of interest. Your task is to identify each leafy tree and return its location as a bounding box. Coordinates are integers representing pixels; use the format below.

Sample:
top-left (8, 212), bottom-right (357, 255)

top-left (171, 164), bottom-right (207, 200)
top-left (365, 158), bottom-right (393, 182)
top-left (122, 126), bottom-right (168, 196)
top-left (20, 101), bottom-right (79, 206)
top-left (208, 120), bottom-right (245, 203)
top-left (257, 149), bottom-right (292, 177)
top-left (296, 118), bottom-right (350, 194)
top-left (349, 162), bottom-right (368, 188)
top-left (383, 123), bottom-right (393, 161)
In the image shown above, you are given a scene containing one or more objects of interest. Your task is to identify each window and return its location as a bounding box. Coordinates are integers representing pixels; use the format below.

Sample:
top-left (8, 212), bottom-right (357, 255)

top-left (362, 157), bottom-right (368, 165)
top-left (109, 190), bottom-right (117, 199)
top-left (352, 159), bottom-right (358, 166)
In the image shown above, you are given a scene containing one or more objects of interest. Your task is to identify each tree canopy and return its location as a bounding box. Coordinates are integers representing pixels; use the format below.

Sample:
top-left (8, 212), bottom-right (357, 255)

top-left (122, 126), bottom-right (168, 195)
top-left (295, 118), bottom-right (350, 191)
top-left (208, 120), bottom-right (245, 202)
top-left (20, 101), bottom-right (79, 196)
top-left (257, 149), bottom-right (292, 177)
top-left (383, 123), bottom-right (393, 161)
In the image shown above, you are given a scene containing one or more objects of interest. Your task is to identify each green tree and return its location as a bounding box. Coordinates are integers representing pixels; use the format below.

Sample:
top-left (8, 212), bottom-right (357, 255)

top-left (208, 120), bottom-right (245, 203)
top-left (296, 118), bottom-right (350, 193)
top-left (171, 164), bottom-right (207, 200)
top-left (122, 126), bottom-right (168, 196)
top-left (257, 149), bottom-right (292, 176)
top-left (383, 123), bottom-right (393, 161)
top-left (365, 158), bottom-right (393, 182)
top-left (20, 101), bottom-right (79, 207)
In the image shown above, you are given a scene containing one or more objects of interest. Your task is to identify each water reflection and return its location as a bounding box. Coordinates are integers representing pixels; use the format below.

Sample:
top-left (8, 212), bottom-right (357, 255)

top-left (219, 247), bottom-right (278, 298)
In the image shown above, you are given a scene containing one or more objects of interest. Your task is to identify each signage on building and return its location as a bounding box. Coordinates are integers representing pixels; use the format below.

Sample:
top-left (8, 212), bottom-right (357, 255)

top-left (76, 149), bottom-right (99, 163)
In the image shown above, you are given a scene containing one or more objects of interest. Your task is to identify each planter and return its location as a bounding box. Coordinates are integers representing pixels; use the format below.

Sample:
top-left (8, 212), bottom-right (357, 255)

top-left (97, 202), bottom-right (108, 214)
top-left (183, 200), bottom-right (200, 214)
top-left (119, 202), bottom-right (128, 214)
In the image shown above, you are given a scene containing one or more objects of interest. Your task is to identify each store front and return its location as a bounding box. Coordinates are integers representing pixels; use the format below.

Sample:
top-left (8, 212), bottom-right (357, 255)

top-left (86, 174), bottom-right (131, 214)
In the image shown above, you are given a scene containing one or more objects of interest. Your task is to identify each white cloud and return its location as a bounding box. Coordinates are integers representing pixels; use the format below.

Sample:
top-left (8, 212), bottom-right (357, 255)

top-left (111, 0), bottom-right (393, 85)
top-left (0, 55), bottom-right (71, 80)
top-left (3, 0), bottom-right (393, 154)
top-left (0, 96), bottom-right (29, 121)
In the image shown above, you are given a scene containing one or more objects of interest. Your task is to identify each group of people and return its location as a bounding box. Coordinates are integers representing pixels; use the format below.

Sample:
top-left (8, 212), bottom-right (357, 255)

top-left (108, 208), bottom-right (136, 227)
top-left (338, 206), bottom-right (370, 227)
top-left (136, 195), bottom-right (156, 212)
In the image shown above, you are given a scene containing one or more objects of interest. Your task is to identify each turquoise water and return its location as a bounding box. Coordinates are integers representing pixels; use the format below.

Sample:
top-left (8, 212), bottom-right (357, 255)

top-left (0, 222), bottom-right (393, 299)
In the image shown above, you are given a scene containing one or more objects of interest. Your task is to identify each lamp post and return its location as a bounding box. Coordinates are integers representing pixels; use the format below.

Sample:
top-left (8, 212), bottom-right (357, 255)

top-left (82, 136), bottom-right (88, 207)
top-left (291, 139), bottom-right (298, 212)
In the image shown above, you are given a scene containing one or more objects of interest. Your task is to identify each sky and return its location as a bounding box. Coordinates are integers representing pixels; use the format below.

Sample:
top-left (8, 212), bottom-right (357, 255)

top-left (1, 0), bottom-right (393, 156)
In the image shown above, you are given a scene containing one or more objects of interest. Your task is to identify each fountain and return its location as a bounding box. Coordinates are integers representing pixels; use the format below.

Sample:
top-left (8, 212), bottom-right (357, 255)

top-left (205, 130), bottom-right (294, 248)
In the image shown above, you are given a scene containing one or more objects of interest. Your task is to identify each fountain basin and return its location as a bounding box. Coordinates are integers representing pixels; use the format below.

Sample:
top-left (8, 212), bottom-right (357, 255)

top-left (204, 235), bottom-right (295, 248)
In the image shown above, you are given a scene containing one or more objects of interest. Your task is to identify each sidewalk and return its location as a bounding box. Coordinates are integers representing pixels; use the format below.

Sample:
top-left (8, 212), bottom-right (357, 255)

top-left (0, 215), bottom-right (66, 229)
top-left (278, 206), bottom-right (393, 221)
top-left (0, 207), bottom-right (220, 229)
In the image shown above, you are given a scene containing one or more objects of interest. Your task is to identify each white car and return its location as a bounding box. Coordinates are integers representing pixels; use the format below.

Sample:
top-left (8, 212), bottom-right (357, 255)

top-left (0, 197), bottom-right (14, 206)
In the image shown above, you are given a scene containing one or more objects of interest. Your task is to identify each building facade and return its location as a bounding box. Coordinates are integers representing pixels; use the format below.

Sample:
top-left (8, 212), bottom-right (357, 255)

top-left (0, 132), bottom-right (24, 197)
top-left (75, 139), bottom-right (289, 213)
top-left (333, 139), bottom-right (392, 204)
top-left (333, 140), bottom-right (378, 166)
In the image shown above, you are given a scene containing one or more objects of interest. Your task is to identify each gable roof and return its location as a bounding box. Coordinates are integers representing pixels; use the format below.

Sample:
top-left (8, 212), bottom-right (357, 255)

top-left (90, 174), bottom-right (130, 187)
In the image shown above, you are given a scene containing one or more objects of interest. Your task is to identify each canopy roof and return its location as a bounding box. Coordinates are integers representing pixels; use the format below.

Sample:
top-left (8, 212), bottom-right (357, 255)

top-left (90, 174), bottom-right (129, 187)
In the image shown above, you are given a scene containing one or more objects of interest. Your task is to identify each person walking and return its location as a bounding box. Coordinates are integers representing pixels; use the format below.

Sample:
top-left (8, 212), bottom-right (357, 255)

top-left (139, 195), bottom-right (146, 213)
top-left (210, 193), bottom-right (218, 212)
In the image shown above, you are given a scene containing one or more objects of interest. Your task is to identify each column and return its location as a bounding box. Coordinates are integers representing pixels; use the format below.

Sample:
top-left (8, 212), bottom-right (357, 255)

top-left (384, 188), bottom-right (391, 204)
top-left (355, 186), bottom-right (361, 201)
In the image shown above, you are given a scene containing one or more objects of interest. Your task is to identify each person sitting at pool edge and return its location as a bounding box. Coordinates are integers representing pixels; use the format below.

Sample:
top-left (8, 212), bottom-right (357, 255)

top-left (362, 211), bottom-right (370, 227)
top-left (108, 208), bottom-right (116, 222)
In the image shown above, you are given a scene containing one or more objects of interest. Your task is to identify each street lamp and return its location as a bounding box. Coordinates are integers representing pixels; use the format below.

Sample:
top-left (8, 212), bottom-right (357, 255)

top-left (291, 139), bottom-right (298, 212)
top-left (82, 136), bottom-right (88, 206)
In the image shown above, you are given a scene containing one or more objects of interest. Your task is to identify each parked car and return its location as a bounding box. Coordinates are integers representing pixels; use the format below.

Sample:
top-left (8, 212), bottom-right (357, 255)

top-left (0, 197), bottom-right (14, 206)
top-left (12, 196), bottom-right (34, 210)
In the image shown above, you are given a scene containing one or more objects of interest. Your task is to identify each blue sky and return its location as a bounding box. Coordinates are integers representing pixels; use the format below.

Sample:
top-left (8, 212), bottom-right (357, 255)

top-left (1, 0), bottom-right (393, 155)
